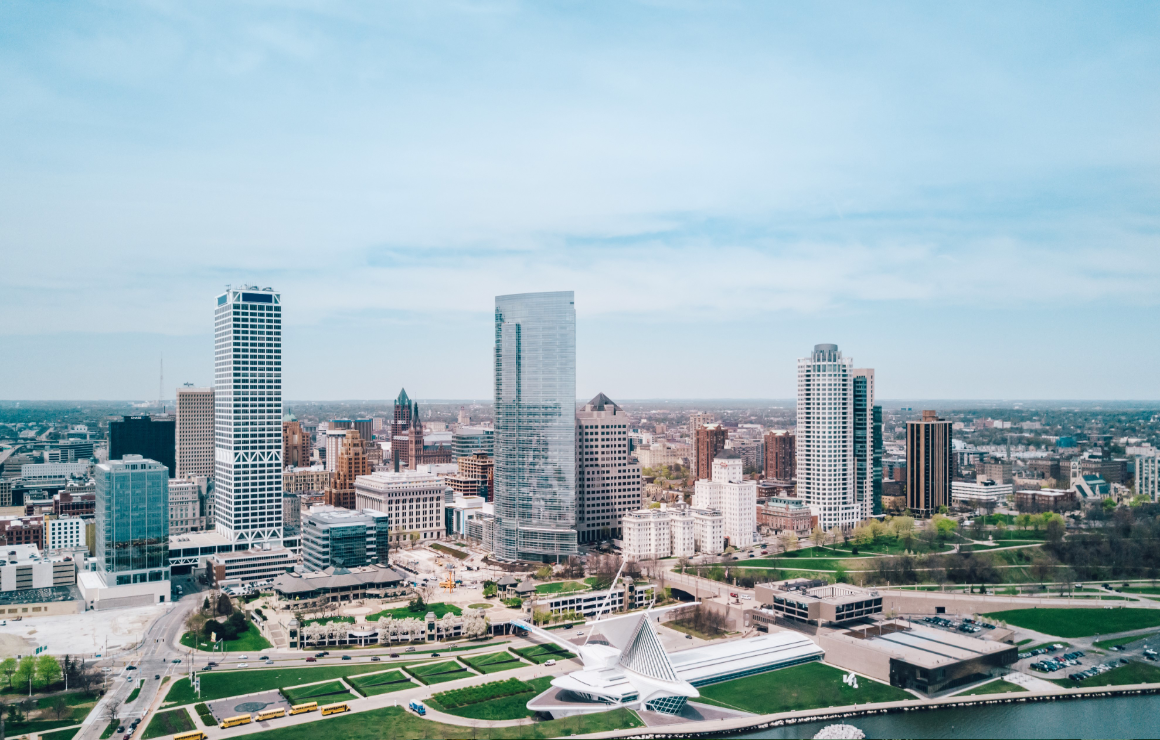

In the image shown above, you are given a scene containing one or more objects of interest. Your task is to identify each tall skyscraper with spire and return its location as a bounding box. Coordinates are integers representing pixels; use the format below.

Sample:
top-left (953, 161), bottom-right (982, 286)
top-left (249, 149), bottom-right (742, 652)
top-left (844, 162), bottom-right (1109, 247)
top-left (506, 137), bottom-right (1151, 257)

top-left (492, 291), bottom-right (577, 561)
top-left (213, 286), bottom-right (284, 547)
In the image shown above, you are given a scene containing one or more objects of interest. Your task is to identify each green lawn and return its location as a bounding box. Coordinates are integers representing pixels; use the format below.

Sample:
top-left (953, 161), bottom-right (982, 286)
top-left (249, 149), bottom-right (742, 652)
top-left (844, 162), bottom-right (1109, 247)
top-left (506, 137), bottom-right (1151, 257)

top-left (981, 608), bottom-right (1160, 638)
top-left (1050, 661), bottom-right (1160, 688)
top-left (1094, 631), bottom-right (1160, 650)
top-left (282, 680), bottom-right (359, 704)
top-left (366, 602), bottom-right (463, 621)
top-left (430, 543), bottom-right (469, 559)
top-left (303, 616), bottom-right (356, 627)
top-left (31, 691), bottom-right (99, 725)
top-left (427, 676), bottom-right (553, 721)
top-left (513, 644), bottom-right (576, 664)
top-left (5, 718), bottom-right (82, 737)
top-left (40, 729), bottom-right (81, 740)
top-left (468, 603), bottom-right (492, 609)
top-left (535, 581), bottom-right (588, 594)
top-left (165, 663), bottom-right (422, 705)
top-left (126, 679), bottom-right (143, 703)
top-left (743, 557), bottom-right (850, 571)
top-left (194, 702), bottom-right (216, 726)
top-left (696, 661), bottom-right (911, 714)
top-left (100, 719), bottom-right (120, 738)
top-left (238, 704), bottom-right (642, 739)
top-left (1120, 586), bottom-right (1160, 595)
top-left (955, 679), bottom-right (1029, 696)
top-left (346, 670), bottom-right (415, 696)
top-left (180, 622), bottom-right (273, 652)
top-left (406, 660), bottom-right (472, 685)
top-left (141, 708), bottom-right (196, 739)
top-left (461, 651), bottom-right (526, 674)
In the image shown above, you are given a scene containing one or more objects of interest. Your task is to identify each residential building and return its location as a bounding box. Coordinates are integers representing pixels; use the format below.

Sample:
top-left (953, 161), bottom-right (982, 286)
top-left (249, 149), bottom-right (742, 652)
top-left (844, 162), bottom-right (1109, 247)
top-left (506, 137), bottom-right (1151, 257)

top-left (94, 455), bottom-right (170, 586)
top-left (213, 285), bottom-right (284, 548)
top-left (324, 430), bottom-right (371, 510)
top-left (452, 426), bottom-right (494, 459)
top-left (692, 508), bottom-right (724, 555)
top-left (447, 453), bottom-right (494, 501)
top-left (301, 505), bottom-right (391, 571)
top-left (693, 453), bottom-right (756, 548)
top-left (635, 442), bottom-right (690, 470)
top-left (670, 507), bottom-right (695, 557)
top-left (622, 508), bottom-right (672, 561)
top-left (491, 291), bottom-right (577, 561)
top-left (46, 516), bottom-right (85, 551)
top-left (852, 369), bottom-right (882, 518)
top-left (576, 393), bottom-right (642, 544)
top-left (763, 431), bottom-right (795, 481)
top-left (175, 386), bottom-right (215, 479)
top-left (283, 465), bottom-right (331, 494)
top-left (694, 424), bottom-right (728, 481)
top-left (283, 416), bottom-right (311, 469)
top-left (907, 410), bottom-right (952, 518)
top-left (1139, 450), bottom-right (1160, 502)
top-left (724, 436), bottom-right (763, 473)
top-left (0, 516), bottom-right (45, 549)
top-left (1015, 488), bottom-right (1076, 511)
top-left (109, 416), bottom-right (176, 478)
top-left (756, 497), bottom-right (814, 536)
top-left (168, 476), bottom-right (206, 535)
top-left (688, 413), bottom-right (712, 439)
top-left (950, 480), bottom-right (1013, 507)
top-left (1028, 458), bottom-right (1062, 484)
top-left (324, 429), bottom-right (348, 473)
top-left (354, 470), bottom-right (448, 545)
top-left (797, 343), bottom-right (870, 530)
top-left (978, 460), bottom-right (1013, 484)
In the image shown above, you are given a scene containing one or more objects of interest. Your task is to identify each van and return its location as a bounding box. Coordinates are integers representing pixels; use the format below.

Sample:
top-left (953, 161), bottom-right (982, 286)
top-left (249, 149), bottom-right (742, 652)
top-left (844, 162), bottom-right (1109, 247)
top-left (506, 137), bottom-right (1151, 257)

top-left (545, 659), bottom-right (556, 666)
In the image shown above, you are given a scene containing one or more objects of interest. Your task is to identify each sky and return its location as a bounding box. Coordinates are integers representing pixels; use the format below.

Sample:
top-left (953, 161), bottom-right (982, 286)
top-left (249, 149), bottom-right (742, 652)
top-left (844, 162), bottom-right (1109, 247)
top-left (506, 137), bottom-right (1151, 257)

top-left (2, 1), bottom-right (1159, 401)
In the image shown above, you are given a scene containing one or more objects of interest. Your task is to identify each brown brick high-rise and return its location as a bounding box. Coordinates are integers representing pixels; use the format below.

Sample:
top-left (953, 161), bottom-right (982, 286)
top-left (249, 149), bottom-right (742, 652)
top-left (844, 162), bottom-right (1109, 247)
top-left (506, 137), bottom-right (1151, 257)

top-left (695, 424), bottom-right (728, 480)
top-left (763, 431), bottom-right (795, 481)
top-left (283, 419), bottom-right (311, 469)
top-left (325, 430), bottom-right (370, 509)
top-left (907, 410), bottom-right (952, 517)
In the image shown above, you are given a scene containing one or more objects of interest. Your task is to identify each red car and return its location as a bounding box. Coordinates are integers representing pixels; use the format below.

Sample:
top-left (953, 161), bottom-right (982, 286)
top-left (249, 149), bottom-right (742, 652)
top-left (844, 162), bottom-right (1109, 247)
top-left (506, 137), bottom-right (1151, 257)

top-left (305, 657), bottom-right (317, 662)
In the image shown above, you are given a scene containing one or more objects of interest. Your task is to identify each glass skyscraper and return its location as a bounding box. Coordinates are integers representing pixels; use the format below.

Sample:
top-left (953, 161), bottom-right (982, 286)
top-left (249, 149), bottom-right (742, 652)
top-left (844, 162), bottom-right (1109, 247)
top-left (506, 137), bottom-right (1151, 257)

top-left (95, 455), bottom-right (170, 585)
top-left (492, 291), bottom-right (577, 561)
top-left (214, 286), bottom-right (284, 547)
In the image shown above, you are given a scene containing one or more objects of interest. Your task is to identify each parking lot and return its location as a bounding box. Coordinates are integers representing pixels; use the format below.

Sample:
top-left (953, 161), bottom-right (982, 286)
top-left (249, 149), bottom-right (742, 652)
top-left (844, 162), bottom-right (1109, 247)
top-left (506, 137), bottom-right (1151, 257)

top-left (920, 615), bottom-right (998, 636)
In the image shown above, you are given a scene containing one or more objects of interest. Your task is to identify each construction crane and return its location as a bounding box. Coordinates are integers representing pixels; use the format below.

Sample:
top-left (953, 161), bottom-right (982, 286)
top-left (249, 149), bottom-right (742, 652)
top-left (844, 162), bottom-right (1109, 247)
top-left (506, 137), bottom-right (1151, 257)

top-left (440, 563), bottom-right (457, 592)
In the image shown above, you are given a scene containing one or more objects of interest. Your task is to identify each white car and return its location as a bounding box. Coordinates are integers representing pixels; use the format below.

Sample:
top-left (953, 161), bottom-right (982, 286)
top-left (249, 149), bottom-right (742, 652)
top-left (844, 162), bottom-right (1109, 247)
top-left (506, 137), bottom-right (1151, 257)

top-left (544, 659), bottom-right (556, 666)
top-left (238, 655), bottom-right (248, 660)
top-left (238, 663), bottom-right (249, 668)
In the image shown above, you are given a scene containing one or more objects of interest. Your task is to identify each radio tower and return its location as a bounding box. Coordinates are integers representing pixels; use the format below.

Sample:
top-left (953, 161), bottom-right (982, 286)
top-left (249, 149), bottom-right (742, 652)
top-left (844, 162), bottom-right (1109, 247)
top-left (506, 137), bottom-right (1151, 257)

top-left (159, 354), bottom-right (164, 413)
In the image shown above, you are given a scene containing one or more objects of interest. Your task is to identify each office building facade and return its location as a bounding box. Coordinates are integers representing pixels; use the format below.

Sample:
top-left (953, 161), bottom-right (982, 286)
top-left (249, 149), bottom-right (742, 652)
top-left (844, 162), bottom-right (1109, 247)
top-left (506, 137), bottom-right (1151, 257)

top-left (213, 286), bottom-right (284, 547)
top-left (94, 455), bottom-right (170, 585)
top-left (354, 470), bottom-right (448, 544)
top-left (301, 505), bottom-right (391, 571)
top-left (491, 291), bottom-right (577, 561)
top-left (175, 386), bottom-right (215, 479)
top-left (452, 426), bottom-right (495, 459)
top-left (907, 410), bottom-right (953, 517)
top-left (324, 430), bottom-right (371, 510)
top-left (110, 416), bottom-right (176, 478)
top-left (283, 417), bottom-right (311, 469)
top-left (852, 370), bottom-right (883, 517)
top-left (694, 423), bottom-right (728, 481)
top-left (763, 431), bottom-right (795, 481)
top-left (576, 393), bottom-right (642, 544)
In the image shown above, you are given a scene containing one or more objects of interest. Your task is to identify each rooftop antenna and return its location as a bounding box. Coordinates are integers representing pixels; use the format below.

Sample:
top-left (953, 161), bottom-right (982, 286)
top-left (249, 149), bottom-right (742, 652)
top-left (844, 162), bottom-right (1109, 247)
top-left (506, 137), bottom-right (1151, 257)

top-left (159, 354), bottom-right (164, 412)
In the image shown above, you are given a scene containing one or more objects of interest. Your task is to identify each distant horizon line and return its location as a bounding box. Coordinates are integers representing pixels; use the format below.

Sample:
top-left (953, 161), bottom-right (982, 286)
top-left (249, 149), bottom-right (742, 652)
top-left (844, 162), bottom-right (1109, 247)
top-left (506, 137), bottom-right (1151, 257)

top-left (3, 398), bottom-right (1160, 406)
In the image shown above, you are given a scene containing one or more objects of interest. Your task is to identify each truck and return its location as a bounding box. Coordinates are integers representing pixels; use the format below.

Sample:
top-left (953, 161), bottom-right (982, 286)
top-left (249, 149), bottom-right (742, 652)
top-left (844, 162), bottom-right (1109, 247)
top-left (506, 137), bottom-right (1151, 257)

top-left (408, 701), bottom-right (426, 716)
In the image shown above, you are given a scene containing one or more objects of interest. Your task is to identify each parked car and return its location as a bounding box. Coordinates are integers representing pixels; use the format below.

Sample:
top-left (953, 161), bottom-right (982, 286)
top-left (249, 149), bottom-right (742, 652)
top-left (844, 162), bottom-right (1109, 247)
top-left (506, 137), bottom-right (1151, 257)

top-left (545, 659), bottom-right (556, 666)
top-left (341, 655), bottom-right (352, 661)
top-left (305, 657), bottom-right (316, 662)
top-left (371, 656), bottom-right (381, 661)
top-left (238, 663), bottom-right (248, 668)
top-left (405, 647), bottom-right (415, 652)
top-left (430, 653), bottom-right (440, 658)
top-left (390, 653), bottom-right (399, 658)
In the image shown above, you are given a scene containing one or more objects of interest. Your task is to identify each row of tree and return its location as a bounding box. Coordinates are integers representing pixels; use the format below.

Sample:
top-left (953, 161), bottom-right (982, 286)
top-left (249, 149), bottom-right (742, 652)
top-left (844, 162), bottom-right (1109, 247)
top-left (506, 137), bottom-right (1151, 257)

top-left (0, 654), bottom-right (63, 691)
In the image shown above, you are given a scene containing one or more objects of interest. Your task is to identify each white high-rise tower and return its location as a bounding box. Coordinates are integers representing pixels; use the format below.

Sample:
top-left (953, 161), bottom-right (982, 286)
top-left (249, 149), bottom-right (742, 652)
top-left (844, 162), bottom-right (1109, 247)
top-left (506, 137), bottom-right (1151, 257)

top-left (214, 286), bottom-right (283, 546)
top-left (796, 343), bottom-right (862, 531)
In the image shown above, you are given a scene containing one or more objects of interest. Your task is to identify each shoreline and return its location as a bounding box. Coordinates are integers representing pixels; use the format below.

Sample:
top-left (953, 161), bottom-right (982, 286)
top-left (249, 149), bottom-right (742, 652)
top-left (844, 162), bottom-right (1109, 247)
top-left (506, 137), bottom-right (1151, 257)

top-left (585, 682), bottom-right (1160, 739)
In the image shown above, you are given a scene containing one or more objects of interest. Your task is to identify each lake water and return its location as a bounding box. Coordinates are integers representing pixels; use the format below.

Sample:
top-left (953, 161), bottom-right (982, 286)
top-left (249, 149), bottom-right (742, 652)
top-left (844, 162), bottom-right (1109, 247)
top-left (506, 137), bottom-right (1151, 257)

top-left (738, 694), bottom-right (1160, 739)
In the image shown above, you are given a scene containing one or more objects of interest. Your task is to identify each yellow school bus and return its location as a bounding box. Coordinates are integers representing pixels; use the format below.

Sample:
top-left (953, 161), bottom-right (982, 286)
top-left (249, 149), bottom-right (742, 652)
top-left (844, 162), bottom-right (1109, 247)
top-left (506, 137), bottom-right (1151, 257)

top-left (256, 708), bottom-right (286, 721)
top-left (289, 701), bottom-right (318, 715)
top-left (320, 702), bottom-right (350, 716)
top-left (219, 714), bottom-right (253, 729)
top-left (174, 732), bottom-right (208, 740)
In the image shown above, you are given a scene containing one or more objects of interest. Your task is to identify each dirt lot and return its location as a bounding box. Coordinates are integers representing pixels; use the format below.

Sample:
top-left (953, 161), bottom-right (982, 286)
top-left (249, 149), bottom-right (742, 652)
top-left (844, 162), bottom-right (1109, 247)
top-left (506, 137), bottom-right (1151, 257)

top-left (0, 603), bottom-right (169, 657)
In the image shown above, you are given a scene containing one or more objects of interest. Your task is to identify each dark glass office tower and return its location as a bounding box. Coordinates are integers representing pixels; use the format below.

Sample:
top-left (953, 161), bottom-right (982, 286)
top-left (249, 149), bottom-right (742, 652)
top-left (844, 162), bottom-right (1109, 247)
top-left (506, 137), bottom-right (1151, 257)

top-left (493, 291), bottom-right (577, 561)
top-left (109, 416), bottom-right (176, 478)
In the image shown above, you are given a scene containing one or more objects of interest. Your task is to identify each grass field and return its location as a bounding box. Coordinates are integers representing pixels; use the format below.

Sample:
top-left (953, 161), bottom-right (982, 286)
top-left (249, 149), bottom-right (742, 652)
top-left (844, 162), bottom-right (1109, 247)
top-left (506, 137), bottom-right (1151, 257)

top-left (981, 608), bottom-right (1160, 638)
top-left (513, 644), bottom-right (577, 664)
top-left (346, 670), bottom-right (415, 696)
top-left (32, 691), bottom-right (99, 725)
top-left (468, 603), bottom-right (492, 609)
top-left (194, 702), bottom-right (215, 726)
top-left (302, 616), bottom-right (356, 627)
top-left (141, 708), bottom-right (196, 740)
top-left (180, 622), bottom-right (273, 652)
top-left (39, 729), bottom-right (81, 740)
top-left (164, 663), bottom-right (422, 705)
top-left (1050, 661), bottom-right (1160, 688)
top-left (696, 662), bottom-right (912, 714)
top-left (126, 679), bottom-right (143, 703)
top-left (282, 680), bottom-right (358, 704)
top-left (366, 602), bottom-right (462, 621)
top-left (1120, 586), bottom-right (1160, 595)
top-left (1094, 631), bottom-right (1160, 650)
top-left (461, 651), bottom-right (526, 674)
top-left (430, 543), bottom-right (469, 559)
top-left (99, 719), bottom-right (120, 738)
top-left (955, 679), bottom-right (1029, 696)
top-left (237, 704), bottom-right (642, 739)
top-left (535, 581), bottom-right (587, 594)
top-left (427, 677), bottom-right (553, 721)
top-left (406, 660), bottom-right (472, 685)
top-left (743, 557), bottom-right (851, 571)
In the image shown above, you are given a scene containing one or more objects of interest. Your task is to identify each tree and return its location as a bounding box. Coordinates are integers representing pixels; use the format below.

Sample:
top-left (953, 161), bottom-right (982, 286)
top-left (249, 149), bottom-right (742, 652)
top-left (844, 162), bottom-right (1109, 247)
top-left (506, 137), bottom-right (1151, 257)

top-left (810, 526), bottom-right (826, 549)
top-left (779, 532), bottom-right (798, 553)
top-left (0, 658), bottom-right (16, 689)
top-left (13, 657), bottom-right (34, 692)
top-left (482, 581), bottom-right (498, 598)
top-left (409, 593), bottom-right (427, 612)
top-left (534, 565), bottom-right (553, 580)
top-left (51, 695), bottom-right (69, 720)
top-left (202, 596), bottom-right (211, 612)
top-left (216, 592), bottom-right (233, 616)
top-left (1045, 514), bottom-right (1066, 544)
top-left (35, 655), bottom-right (61, 689)
top-left (1015, 513), bottom-right (1031, 531)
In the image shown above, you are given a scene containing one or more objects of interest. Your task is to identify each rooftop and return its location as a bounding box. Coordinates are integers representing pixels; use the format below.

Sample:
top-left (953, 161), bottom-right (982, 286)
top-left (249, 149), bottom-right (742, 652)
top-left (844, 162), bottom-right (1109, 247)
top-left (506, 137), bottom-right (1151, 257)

top-left (836, 619), bottom-right (1013, 669)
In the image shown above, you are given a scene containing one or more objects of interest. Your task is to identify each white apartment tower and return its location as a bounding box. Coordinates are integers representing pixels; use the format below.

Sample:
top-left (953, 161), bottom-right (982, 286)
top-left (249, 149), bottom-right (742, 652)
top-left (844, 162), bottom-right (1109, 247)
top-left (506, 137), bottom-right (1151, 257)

top-left (176, 386), bottom-right (215, 479)
top-left (1138, 450), bottom-right (1160, 502)
top-left (692, 453), bottom-right (756, 548)
top-left (214, 286), bottom-right (283, 547)
top-left (622, 508), bottom-right (672, 562)
top-left (576, 393), bottom-right (643, 544)
top-left (797, 343), bottom-right (875, 530)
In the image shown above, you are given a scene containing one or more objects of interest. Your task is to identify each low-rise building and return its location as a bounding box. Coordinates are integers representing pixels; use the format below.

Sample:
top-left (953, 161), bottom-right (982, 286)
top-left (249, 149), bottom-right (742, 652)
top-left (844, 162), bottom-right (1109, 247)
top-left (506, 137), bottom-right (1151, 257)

top-left (206, 547), bottom-right (296, 587)
top-left (623, 504), bottom-right (718, 561)
top-left (950, 480), bottom-right (1013, 507)
top-left (1015, 488), bottom-right (1076, 511)
top-left (756, 496), bottom-right (814, 536)
top-left (46, 517), bottom-right (85, 551)
top-left (445, 496), bottom-right (489, 537)
top-left (283, 465), bottom-right (332, 494)
top-left (0, 544), bottom-right (78, 592)
top-left (301, 505), bottom-right (391, 572)
top-left (754, 580), bottom-right (883, 627)
top-left (1073, 474), bottom-right (1111, 501)
top-left (273, 564), bottom-right (409, 609)
top-left (0, 516), bottom-right (45, 549)
top-left (530, 577), bottom-right (655, 618)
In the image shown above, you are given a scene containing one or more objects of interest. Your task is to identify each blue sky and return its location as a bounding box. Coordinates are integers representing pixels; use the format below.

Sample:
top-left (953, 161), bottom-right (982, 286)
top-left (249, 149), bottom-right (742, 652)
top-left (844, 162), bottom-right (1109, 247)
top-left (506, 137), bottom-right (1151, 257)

top-left (2, 1), bottom-right (1158, 401)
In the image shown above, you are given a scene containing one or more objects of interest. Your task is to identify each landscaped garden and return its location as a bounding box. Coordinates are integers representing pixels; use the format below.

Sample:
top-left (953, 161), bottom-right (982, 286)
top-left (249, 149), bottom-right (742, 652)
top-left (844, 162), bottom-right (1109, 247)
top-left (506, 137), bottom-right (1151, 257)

top-left (981, 608), bottom-right (1160, 638)
top-left (237, 704), bottom-right (643, 739)
top-left (955, 679), bottom-right (1028, 696)
top-left (164, 663), bottom-right (419, 705)
top-left (513, 644), bottom-right (576, 664)
top-left (366, 601), bottom-right (462, 621)
top-left (346, 670), bottom-right (415, 696)
top-left (140, 708), bottom-right (196, 740)
top-left (426, 676), bottom-right (553, 720)
top-left (535, 581), bottom-right (588, 594)
top-left (282, 680), bottom-right (359, 704)
top-left (461, 651), bottom-right (526, 674)
top-left (430, 543), bottom-right (469, 559)
top-left (182, 592), bottom-right (274, 652)
top-left (696, 662), bottom-right (912, 714)
top-left (406, 660), bottom-right (473, 685)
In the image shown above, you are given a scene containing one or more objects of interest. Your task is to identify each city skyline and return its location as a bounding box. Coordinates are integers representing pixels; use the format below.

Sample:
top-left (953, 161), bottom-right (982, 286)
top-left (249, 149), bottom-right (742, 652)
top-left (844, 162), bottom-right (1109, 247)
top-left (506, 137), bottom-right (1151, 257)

top-left (2, 3), bottom-right (1159, 401)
